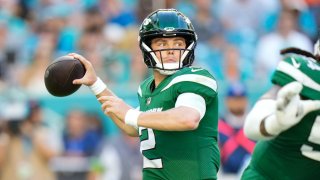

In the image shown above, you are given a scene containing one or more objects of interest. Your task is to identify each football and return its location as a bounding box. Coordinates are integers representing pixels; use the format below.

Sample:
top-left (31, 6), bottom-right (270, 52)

top-left (44, 56), bottom-right (85, 97)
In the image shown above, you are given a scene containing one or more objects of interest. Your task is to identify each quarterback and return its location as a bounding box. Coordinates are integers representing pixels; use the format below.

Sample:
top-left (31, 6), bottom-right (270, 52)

top-left (241, 42), bottom-right (320, 179)
top-left (70, 9), bottom-right (220, 180)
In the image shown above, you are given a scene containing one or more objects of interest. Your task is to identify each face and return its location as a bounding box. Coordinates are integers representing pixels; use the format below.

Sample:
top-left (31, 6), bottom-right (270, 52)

top-left (226, 96), bottom-right (247, 116)
top-left (277, 10), bottom-right (297, 34)
top-left (150, 37), bottom-right (186, 64)
top-left (66, 110), bottom-right (87, 138)
top-left (29, 108), bottom-right (43, 124)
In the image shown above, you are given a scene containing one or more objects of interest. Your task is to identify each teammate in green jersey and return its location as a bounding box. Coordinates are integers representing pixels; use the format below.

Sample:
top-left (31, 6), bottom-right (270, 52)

top-left (241, 42), bottom-right (320, 179)
top-left (69, 9), bottom-right (220, 180)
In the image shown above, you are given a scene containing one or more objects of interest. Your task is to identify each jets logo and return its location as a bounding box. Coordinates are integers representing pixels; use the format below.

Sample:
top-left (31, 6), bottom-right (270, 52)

top-left (164, 27), bottom-right (175, 31)
top-left (143, 18), bottom-right (151, 26)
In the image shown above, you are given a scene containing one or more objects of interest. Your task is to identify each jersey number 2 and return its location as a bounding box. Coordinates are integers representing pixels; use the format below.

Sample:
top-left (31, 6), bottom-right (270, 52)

top-left (139, 127), bottom-right (163, 168)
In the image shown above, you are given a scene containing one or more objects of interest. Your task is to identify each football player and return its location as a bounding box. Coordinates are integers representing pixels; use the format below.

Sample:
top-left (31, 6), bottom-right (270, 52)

top-left (241, 41), bottom-right (320, 179)
top-left (70, 9), bottom-right (220, 180)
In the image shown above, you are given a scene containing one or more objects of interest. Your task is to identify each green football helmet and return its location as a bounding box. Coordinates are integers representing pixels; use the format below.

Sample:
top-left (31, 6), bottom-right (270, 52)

top-left (139, 9), bottom-right (197, 75)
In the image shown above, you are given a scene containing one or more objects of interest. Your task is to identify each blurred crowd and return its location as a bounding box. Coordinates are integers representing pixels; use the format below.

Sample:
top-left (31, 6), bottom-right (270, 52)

top-left (0, 0), bottom-right (319, 179)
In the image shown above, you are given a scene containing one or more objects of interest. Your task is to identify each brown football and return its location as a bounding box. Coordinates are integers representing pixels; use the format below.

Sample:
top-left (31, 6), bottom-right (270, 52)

top-left (44, 56), bottom-right (85, 97)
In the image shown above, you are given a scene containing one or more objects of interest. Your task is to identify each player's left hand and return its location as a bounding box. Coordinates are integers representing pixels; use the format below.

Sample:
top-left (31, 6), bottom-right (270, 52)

top-left (99, 96), bottom-right (132, 121)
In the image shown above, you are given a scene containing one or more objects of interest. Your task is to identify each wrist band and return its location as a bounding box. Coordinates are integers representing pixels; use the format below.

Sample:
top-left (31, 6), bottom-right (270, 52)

top-left (125, 109), bottom-right (141, 128)
top-left (89, 77), bottom-right (107, 95)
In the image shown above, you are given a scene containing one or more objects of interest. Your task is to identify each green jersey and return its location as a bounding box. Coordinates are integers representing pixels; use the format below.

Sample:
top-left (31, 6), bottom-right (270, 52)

top-left (137, 67), bottom-right (220, 180)
top-left (242, 54), bottom-right (320, 179)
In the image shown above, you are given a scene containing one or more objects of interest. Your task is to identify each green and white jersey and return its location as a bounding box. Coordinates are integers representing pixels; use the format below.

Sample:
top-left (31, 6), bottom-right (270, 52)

top-left (272, 54), bottom-right (320, 100)
top-left (244, 54), bottom-right (320, 179)
top-left (137, 67), bottom-right (220, 180)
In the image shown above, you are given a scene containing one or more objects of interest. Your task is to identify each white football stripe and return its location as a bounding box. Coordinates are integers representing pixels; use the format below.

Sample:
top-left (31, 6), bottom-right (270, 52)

top-left (301, 144), bottom-right (320, 161)
top-left (143, 157), bottom-right (163, 168)
top-left (161, 74), bottom-right (217, 92)
top-left (277, 61), bottom-right (320, 91)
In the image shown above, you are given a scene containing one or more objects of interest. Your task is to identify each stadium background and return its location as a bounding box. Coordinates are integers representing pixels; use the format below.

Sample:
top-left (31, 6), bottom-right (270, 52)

top-left (0, 0), bottom-right (319, 179)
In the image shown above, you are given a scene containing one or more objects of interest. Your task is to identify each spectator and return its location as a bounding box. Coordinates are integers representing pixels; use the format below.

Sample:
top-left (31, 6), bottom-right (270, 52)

top-left (305, 0), bottom-right (320, 36)
top-left (262, 0), bottom-right (317, 39)
top-left (219, 0), bottom-right (270, 33)
top-left (53, 110), bottom-right (103, 180)
top-left (218, 83), bottom-right (255, 174)
top-left (19, 29), bottom-right (55, 95)
top-left (255, 9), bottom-right (313, 80)
top-left (86, 112), bottom-right (104, 150)
top-left (0, 100), bottom-right (59, 180)
top-left (92, 132), bottom-right (142, 180)
top-left (63, 110), bottom-right (101, 157)
top-left (222, 45), bottom-right (252, 83)
top-left (190, 0), bottom-right (224, 42)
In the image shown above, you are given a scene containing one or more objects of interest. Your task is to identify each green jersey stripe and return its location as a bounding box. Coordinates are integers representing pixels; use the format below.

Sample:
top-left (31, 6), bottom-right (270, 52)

top-left (277, 61), bottom-right (320, 91)
top-left (160, 74), bottom-right (217, 92)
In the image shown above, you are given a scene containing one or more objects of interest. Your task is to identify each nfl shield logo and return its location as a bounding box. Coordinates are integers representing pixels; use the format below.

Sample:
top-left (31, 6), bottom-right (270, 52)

top-left (146, 97), bottom-right (151, 105)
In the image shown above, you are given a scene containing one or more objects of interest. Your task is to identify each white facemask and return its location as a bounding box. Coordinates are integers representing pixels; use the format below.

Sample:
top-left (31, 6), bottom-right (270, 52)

top-left (142, 42), bottom-right (194, 75)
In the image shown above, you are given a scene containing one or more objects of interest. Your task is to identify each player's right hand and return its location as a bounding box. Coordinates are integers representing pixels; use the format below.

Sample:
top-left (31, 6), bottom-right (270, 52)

top-left (276, 81), bottom-right (320, 131)
top-left (69, 53), bottom-right (98, 86)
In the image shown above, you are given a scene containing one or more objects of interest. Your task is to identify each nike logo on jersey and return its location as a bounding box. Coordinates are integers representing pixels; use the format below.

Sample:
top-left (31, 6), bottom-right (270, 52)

top-left (191, 68), bottom-right (204, 72)
top-left (291, 57), bottom-right (301, 68)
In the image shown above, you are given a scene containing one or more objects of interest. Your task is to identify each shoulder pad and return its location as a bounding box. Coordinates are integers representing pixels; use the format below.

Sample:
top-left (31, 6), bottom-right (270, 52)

top-left (272, 52), bottom-right (320, 100)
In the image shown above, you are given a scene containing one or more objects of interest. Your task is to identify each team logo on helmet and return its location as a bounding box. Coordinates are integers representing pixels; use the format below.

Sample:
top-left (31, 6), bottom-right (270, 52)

top-left (143, 18), bottom-right (151, 26)
top-left (164, 27), bottom-right (175, 31)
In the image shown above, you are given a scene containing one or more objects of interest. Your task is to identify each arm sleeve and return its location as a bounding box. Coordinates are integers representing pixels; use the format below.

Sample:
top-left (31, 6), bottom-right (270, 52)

top-left (244, 99), bottom-right (277, 140)
top-left (175, 93), bottom-right (206, 120)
